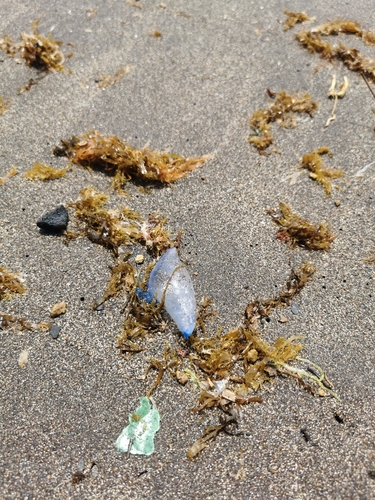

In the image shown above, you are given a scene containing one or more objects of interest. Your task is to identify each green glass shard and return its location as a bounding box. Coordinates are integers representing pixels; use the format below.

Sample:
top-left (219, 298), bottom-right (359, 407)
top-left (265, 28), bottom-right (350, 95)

top-left (116, 396), bottom-right (160, 456)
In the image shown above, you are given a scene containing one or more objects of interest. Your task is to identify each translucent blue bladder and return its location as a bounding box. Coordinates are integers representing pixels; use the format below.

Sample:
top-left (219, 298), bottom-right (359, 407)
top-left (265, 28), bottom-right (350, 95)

top-left (136, 247), bottom-right (196, 338)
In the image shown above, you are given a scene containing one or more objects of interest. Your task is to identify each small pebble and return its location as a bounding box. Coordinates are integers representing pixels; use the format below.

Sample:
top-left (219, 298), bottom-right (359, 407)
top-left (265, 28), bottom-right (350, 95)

top-left (135, 254), bottom-right (144, 264)
top-left (50, 325), bottom-right (61, 339)
top-left (335, 199), bottom-right (341, 207)
top-left (95, 303), bottom-right (105, 311)
top-left (50, 301), bottom-right (66, 317)
top-left (279, 316), bottom-right (288, 323)
top-left (77, 458), bottom-right (85, 471)
top-left (37, 205), bottom-right (69, 232)
top-left (291, 304), bottom-right (299, 315)
top-left (90, 464), bottom-right (99, 478)
top-left (18, 350), bottom-right (28, 368)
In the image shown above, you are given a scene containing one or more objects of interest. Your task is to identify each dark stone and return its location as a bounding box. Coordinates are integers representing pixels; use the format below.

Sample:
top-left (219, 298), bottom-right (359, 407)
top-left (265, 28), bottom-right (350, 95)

top-left (50, 325), bottom-right (61, 339)
top-left (37, 205), bottom-right (69, 232)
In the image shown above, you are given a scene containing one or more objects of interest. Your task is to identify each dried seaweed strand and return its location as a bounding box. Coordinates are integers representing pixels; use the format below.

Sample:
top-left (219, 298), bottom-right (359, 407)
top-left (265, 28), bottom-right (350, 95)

top-left (283, 10), bottom-right (315, 31)
top-left (0, 267), bottom-right (26, 300)
top-left (24, 163), bottom-right (68, 180)
top-left (301, 147), bottom-right (343, 195)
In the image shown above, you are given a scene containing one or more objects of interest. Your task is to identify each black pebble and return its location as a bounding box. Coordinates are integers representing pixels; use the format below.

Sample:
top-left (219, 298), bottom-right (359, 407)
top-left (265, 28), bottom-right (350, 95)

top-left (37, 205), bottom-right (69, 232)
top-left (50, 325), bottom-right (61, 339)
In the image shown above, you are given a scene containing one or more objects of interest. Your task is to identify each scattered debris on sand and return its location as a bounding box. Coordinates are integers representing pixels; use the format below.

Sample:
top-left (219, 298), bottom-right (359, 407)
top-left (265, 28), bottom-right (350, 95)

top-left (248, 91), bottom-right (318, 153)
top-left (295, 20), bottom-right (375, 83)
top-left (54, 131), bottom-right (211, 190)
top-left (268, 202), bottom-right (336, 250)
top-left (0, 167), bottom-right (18, 186)
top-left (362, 250), bottom-right (375, 263)
top-left (24, 163), bottom-right (68, 180)
top-left (283, 10), bottom-right (315, 31)
top-left (0, 96), bottom-right (12, 115)
top-left (0, 267), bottom-right (26, 300)
top-left (300, 147), bottom-right (343, 195)
top-left (50, 301), bottom-right (66, 318)
top-left (96, 67), bottom-right (130, 89)
top-left (0, 20), bottom-right (70, 72)
top-left (18, 350), bottom-right (29, 368)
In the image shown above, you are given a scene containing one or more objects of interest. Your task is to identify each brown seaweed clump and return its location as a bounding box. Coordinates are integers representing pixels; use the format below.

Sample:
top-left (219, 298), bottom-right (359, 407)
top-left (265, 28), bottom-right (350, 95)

top-left (0, 167), bottom-right (18, 186)
top-left (54, 131), bottom-right (211, 189)
top-left (0, 21), bottom-right (68, 72)
top-left (0, 267), bottom-right (26, 300)
top-left (248, 91), bottom-right (318, 152)
top-left (283, 10), bottom-right (315, 31)
top-left (24, 163), bottom-right (68, 180)
top-left (301, 147), bottom-right (343, 195)
top-left (96, 67), bottom-right (130, 89)
top-left (295, 20), bottom-right (375, 83)
top-left (0, 96), bottom-right (12, 115)
top-left (269, 202), bottom-right (336, 250)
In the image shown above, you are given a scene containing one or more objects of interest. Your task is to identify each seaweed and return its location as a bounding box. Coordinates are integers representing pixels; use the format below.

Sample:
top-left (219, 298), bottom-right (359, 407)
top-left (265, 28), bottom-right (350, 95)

top-left (0, 167), bottom-right (18, 186)
top-left (248, 91), bottom-right (318, 152)
top-left (295, 21), bottom-right (375, 83)
top-left (54, 130), bottom-right (211, 187)
top-left (68, 186), bottom-right (143, 255)
top-left (0, 267), bottom-right (26, 300)
top-left (96, 67), bottom-right (130, 89)
top-left (0, 96), bottom-right (12, 115)
top-left (0, 21), bottom-right (69, 72)
top-left (17, 75), bottom-right (46, 94)
top-left (268, 202), bottom-right (336, 250)
top-left (0, 312), bottom-right (32, 331)
top-left (24, 163), bottom-right (68, 180)
top-left (140, 212), bottom-right (173, 256)
top-left (94, 259), bottom-right (136, 308)
top-left (245, 262), bottom-right (315, 320)
top-left (283, 10), bottom-right (315, 31)
top-left (301, 147), bottom-right (343, 195)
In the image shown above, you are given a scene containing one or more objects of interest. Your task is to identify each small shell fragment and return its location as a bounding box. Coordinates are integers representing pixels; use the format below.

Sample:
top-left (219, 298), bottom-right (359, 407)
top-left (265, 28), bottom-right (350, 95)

top-left (50, 301), bottom-right (66, 317)
top-left (18, 350), bottom-right (29, 368)
top-left (135, 254), bottom-right (144, 264)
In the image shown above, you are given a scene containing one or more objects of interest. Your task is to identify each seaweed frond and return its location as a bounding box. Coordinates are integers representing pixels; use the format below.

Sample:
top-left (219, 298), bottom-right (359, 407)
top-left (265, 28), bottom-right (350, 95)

top-left (0, 20), bottom-right (68, 72)
top-left (296, 22), bottom-right (375, 83)
top-left (0, 267), bottom-right (26, 300)
top-left (54, 130), bottom-right (211, 187)
top-left (96, 67), bottom-right (130, 89)
top-left (248, 91), bottom-right (318, 153)
top-left (301, 147), bottom-right (343, 195)
top-left (24, 163), bottom-right (68, 180)
top-left (269, 201), bottom-right (336, 250)
top-left (283, 10), bottom-right (315, 31)
top-left (245, 261), bottom-right (315, 320)
top-left (0, 167), bottom-right (18, 186)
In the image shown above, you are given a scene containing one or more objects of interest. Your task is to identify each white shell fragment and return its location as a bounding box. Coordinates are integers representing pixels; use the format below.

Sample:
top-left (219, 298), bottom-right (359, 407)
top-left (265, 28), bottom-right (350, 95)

top-left (137, 247), bottom-right (197, 338)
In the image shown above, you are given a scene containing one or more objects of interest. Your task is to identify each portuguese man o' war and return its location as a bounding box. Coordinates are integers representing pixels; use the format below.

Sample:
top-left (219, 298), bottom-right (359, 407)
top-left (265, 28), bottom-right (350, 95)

top-left (136, 247), bottom-right (196, 338)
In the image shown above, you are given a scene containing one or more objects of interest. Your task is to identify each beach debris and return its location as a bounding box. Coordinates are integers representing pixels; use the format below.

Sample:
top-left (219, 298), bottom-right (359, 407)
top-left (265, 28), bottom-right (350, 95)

top-left (283, 10), bottom-right (315, 31)
top-left (245, 262), bottom-right (315, 321)
top-left (116, 397), bottom-right (160, 456)
top-left (54, 131), bottom-right (211, 190)
top-left (0, 96), bottom-right (12, 115)
top-left (37, 205), bottom-right (69, 232)
top-left (268, 201), bottom-right (336, 250)
top-left (24, 163), bottom-right (68, 181)
top-left (0, 20), bottom-right (69, 72)
top-left (150, 30), bottom-right (162, 38)
top-left (0, 267), bottom-right (26, 300)
top-left (0, 167), bottom-right (18, 186)
top-left (301, 147), bottom-right (343, 195)
top-left (355, 160), bottom-right (375, 177)
top-left (18, 350), bottom-right (29, 368)
top-left (71, 471), bottom-right (85, 485)
top-left (0, 313), bottom-right (32, 331)
top-left (93, 260), bottom-right (136, 309)
top-left (136, 247), bottom-right (197, 338)
top-left (135, 254), bottom-right (144, 264)
top-left (50, 325), bottom-right (61, 339)
top-left (325, 75), bottom-right (349, 127)
top-left (248, 91), bottom-right (318, 153)
top-left (362, 250), bottom-right (375, 263)
top-left (96, 67), bottom-right (130, 89)
top-left (50, 301), bottom-right (66, 318)
top-left (295, 20), bottom-right (375, 83)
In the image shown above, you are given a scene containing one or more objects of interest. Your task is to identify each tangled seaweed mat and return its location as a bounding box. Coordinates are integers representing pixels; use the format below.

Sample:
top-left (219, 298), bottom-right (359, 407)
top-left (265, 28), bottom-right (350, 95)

top-left (0, 20), bottom-right (69, 72)
top-left (283, 10), bottom-right (315, 31)
top-left (295, 19), bottom-right (375, 83)
top-left (269, 201), bottom-right (336, 250)
top-left (248, 91), bottom-right (318, 153)
top-left (54, 130), bottom-right (211, 190)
